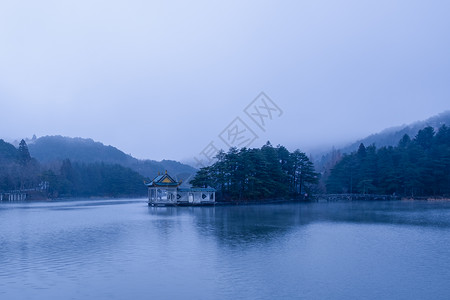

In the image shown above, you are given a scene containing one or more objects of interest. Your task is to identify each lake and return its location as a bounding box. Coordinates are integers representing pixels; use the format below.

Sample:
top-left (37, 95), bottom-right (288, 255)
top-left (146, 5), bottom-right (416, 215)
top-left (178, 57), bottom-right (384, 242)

top-left (1, 199), bottom-right (450, 300)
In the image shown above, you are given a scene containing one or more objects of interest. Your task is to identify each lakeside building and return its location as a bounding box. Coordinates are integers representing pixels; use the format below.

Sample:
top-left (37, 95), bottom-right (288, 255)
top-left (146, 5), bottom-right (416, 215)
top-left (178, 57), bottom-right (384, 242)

top-left (146, 171), bottom-right (215, 206)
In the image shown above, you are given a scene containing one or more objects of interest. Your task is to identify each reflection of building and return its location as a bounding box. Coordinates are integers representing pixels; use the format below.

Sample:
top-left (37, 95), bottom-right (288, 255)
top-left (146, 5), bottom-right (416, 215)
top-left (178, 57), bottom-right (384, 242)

top-left (146, 171), bottom-right (215, 206)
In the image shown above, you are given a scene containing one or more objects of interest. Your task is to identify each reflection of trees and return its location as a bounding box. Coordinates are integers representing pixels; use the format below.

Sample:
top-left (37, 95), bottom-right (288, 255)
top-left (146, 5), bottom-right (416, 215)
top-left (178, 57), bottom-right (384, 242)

top-left (191, 204), bottom-right (313, 246)
top-left (147, 204), bottom-right (307, 246)
top-left (147, 202), bottom-right (450, 248)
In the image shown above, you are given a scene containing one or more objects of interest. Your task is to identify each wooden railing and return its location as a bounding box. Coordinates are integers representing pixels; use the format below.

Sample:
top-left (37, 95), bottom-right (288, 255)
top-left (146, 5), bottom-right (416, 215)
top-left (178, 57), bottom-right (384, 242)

top-left (313, 194), bottom-right (401, 202)
top-left (0, 192), bottom-right (27, 201)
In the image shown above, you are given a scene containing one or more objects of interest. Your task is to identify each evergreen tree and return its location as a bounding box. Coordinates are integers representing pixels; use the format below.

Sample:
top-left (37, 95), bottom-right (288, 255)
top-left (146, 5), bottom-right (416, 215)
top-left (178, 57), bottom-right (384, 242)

top-left (18, 139), bottom-right (31, 165)
top-left (326, 125), bottom-right (450, 197)
top-left (189, 167), bottom-right (211, 188)
top-left (190, 143), bottom-right (318, 201)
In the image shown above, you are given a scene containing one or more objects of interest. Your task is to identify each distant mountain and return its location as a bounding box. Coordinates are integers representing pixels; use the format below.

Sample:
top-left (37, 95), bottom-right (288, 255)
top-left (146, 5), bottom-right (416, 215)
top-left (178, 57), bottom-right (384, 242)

top-left (340, 111), bottom-right (450, 154)
top-left (315, 110), bottom-right (450, 176)
top-left (27, 136), bottom-right (196, 181)
top-left (28, 136), bottom-right (133, 164)
top-left (0, 139), bottom-right (18, 163)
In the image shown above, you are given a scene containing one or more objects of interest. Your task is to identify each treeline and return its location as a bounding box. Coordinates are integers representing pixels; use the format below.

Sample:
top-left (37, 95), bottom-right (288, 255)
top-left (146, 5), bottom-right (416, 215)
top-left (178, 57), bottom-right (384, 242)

top-left (190, 142), bottom-right (318, 201)
top-left (0, 139), bottom-right (40, 191)
top-left (0, 139), bottom-right (147, 198)
top-left (326, 125), bottom-right (450, 197)
top-left (41, 160), bottom-right (147, 198)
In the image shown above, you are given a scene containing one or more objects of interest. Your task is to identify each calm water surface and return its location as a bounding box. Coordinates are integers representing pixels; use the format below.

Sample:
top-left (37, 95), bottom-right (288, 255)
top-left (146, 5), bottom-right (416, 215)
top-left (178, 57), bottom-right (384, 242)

top-left (1, 199), bottom-right (450, 300)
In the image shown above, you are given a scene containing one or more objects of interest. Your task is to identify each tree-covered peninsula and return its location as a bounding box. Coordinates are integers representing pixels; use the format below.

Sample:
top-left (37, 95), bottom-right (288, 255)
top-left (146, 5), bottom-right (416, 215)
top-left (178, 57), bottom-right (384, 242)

top-left (190, 142), bottom-right (319, 201)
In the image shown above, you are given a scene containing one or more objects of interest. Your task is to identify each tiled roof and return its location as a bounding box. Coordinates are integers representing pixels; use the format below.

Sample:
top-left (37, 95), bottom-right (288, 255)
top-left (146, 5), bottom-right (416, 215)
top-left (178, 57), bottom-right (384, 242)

top-left (146, 172), bottom-right (180, 187)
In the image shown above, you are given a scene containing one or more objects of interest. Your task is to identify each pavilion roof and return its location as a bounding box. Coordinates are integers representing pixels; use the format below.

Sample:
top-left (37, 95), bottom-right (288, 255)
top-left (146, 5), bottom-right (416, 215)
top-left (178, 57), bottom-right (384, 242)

top-left (146, 172), bottom-right (180, 187)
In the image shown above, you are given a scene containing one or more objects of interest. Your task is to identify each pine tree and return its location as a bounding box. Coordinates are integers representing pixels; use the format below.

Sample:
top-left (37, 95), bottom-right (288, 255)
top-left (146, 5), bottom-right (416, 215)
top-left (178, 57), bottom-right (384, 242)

top-left (189, 143), bottom-right (319, 201)
top-left (326, 125), bottom-right (450, 197)
top-left (18, 139), bottom-right (31, 165)
top-left (189, 167), bottom-right (211, 188)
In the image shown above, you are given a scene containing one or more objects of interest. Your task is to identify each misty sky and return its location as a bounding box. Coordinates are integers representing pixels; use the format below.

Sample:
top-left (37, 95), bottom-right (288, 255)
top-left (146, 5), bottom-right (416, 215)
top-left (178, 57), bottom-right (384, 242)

top-left (1, 0), bottom-right (449, 162)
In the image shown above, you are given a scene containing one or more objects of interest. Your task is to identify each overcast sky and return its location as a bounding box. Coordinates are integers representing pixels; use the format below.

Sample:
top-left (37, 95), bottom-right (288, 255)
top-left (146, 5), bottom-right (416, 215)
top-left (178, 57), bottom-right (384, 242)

top-left (1, 0), bottom-right (449, 162)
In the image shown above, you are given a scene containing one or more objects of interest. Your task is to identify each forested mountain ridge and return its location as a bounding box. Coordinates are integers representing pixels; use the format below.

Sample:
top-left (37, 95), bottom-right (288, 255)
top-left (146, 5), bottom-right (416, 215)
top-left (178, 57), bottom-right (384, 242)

top-left (1, 138), bottom-right (147, 198)
top-left (316, 111), bottom-right (450, 181)
top-left (2, 135), bottom-right (195, 199)
top-left (27, 136), bottom-right (196, 180)
top-left (0, 139), bottom-right (19, 163)
top-left (28, 136), bottom-right (134, 164)
top-left (341, 111), bottom-right (450, 154)
top-left (326, 125), bottom-right (450, 197)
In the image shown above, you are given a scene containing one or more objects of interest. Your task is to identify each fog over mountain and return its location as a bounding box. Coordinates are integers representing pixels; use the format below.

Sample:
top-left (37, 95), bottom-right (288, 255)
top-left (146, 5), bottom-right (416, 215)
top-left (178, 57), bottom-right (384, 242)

top-left (1, 1), bottom-right (449, 161)
top-left (25, 136), bottom-right (196, 181)
top-left (13, 110), bottom-right (450, 177)
top-left (314, 110), bottom-right (450, 174)
top-left (340, 111), bottom-right (450, 154)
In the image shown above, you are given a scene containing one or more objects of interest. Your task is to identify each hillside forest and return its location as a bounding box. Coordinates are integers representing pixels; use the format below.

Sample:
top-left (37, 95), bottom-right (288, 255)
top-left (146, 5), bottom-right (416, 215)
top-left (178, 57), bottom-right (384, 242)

top-left (325, 125), bottom-right (450, 197)
top-left (2, 124), bottom-right (450, 200)
top-left (0, 139), bottom-right (147, 198)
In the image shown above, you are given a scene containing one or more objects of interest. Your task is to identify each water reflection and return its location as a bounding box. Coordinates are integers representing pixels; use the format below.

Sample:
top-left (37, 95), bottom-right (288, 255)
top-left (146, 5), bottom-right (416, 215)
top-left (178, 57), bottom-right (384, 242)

top-left (304, 201), bottom-right (450, 228)
top-left (1, 199), bottom-right (450, 300)
top-left (147, 201), bottom-right (450, 248)
top-left (197, 205), bottom-right (308, 246)
top-left (0, 200), bottom-right (135, 281)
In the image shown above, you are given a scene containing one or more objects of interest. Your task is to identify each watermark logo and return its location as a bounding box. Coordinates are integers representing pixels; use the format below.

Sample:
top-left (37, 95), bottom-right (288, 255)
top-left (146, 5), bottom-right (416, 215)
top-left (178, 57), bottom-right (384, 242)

top-left (193, 92), bottom-right (282, 168)
top-left (219, 117), bottom-right (258, 148)
top-left (194, 141), bottom-right (220, 168)
top-left (244, 92), bottom-right (283, 131)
